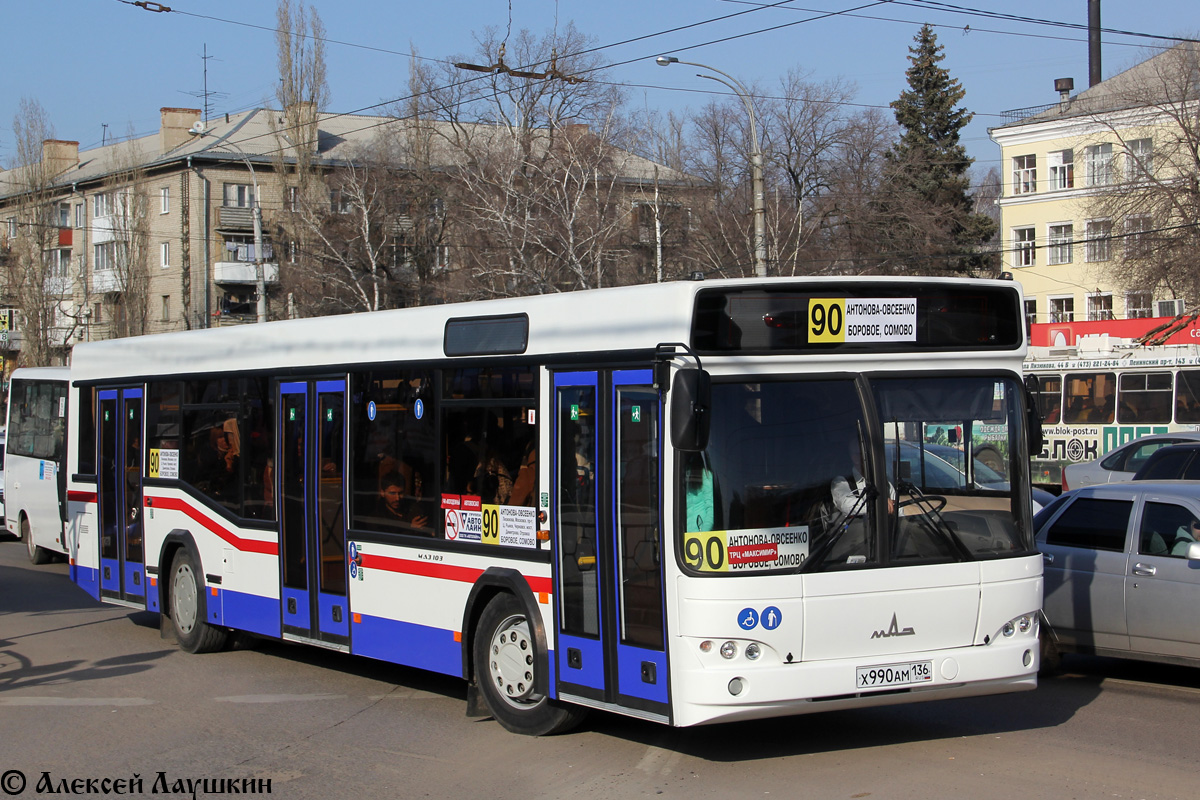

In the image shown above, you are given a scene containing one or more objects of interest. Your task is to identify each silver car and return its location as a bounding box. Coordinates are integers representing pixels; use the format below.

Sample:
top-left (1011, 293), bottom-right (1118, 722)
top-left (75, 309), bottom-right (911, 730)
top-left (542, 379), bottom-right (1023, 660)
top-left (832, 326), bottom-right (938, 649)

top-left (1061, 432), bottom-right (1200, 491)
top-left (1035, 482), bottom-right (1200, 670)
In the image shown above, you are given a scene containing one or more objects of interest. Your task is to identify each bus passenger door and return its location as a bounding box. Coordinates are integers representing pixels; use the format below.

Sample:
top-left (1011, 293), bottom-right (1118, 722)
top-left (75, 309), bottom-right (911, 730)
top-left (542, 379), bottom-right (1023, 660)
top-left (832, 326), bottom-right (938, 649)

top-left (97, 387), bottom-right (146, 606)
top-left (278, 380), bottom-right (350, 648)
top-left (552, 370), bottom-right (669, 720)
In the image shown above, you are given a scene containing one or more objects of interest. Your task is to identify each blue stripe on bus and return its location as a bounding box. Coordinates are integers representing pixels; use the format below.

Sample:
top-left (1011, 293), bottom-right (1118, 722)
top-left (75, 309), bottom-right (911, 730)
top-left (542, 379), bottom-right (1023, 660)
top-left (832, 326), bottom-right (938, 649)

top-left (351, 613), bottom-right (463, 678)
top-left (616, 643), bottom-right (668, 704)
top-left (219, 588), bottom-right (283, 639)
top-left (72, 563), bottom-right (100, 599)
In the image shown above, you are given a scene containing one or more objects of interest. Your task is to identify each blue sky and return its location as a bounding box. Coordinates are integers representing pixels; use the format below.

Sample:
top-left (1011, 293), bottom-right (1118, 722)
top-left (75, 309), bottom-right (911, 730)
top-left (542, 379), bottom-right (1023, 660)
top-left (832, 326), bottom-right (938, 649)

top-left (2, 1), bottom-right (1196, 174)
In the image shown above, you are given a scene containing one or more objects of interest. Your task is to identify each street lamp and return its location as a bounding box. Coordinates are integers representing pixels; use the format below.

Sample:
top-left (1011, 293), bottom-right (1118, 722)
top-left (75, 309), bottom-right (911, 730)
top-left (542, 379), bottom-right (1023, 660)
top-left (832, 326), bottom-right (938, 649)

top-left (656, 55), bottom-right (767, 277)
top-left (189, 123), bottom-right (268, 324)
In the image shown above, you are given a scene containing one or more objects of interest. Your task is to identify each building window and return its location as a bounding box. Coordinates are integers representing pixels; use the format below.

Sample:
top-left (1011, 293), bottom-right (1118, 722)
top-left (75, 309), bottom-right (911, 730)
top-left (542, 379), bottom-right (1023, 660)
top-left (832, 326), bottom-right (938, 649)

top-left (1050, 296), bottom-right (1075, 323)
top-left (287, 186), bottom-right (299, 212)
top-left (75, 203), bottom-right (85, 228)
top-left (1126, 291), bottom-right (1152, 319)
top-left (1127, 138), bottom-right (1153, 181)
top-left (161, 295), bottom-right (170, 322)
top-left (93, 192), bottom-right (113, 218)
top-left (1049, 149), bottom-right (1074, 190)
top-left (223, 183), bottom-right (255, 208)
top-left (45, 249), bottom-right (70, 279)
top-left (1086, 143), bottom-right (1114, 187)
top-left (1087, 293), bottom-right (1113, 321)
top-left (1085, 219), bottom-right (1112, 262)
top-left (1024, 298), bottom-right (1037, 332)
top-left (160, 241), bottom-right (171, 268)
top-left (160, 186), bottom-right (170, 214)
top-left (6, 217), bottom-right (15, 238)
top-left (92, 302), bottom-right (103, 323)
top-left (1048, 223), bottom-right (1073, 265)
top-left (330, 189), bottom-right (353, 214)
top-left (94, 241), bottom-right (116, 271)
top-left (1125, 215), bottom-right (1152, 258)
top-left (1012, 154), bottom-right (1036, 195)
top-left (57, 202), bottom-right (70, 227)
top-left (1014, 227), bottom-right (1035, 267)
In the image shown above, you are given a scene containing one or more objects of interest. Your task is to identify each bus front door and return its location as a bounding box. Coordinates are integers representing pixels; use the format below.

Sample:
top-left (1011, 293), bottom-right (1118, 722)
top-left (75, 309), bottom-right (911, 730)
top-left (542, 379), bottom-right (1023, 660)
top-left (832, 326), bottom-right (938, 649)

top-left (97, 387), bottom-right (145, 606)
top-left (552, 370), bottom-right (669, 722)
top-left (278, 380), bottom-right (350, 648)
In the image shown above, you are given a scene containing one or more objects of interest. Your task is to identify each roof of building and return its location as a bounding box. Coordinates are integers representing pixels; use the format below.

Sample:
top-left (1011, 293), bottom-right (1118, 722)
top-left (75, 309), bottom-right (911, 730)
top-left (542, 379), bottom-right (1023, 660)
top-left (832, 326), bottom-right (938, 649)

top-left (994, 41), bottom-right (1200, 130)
top-left (0, 107), bottom-right (698, 202)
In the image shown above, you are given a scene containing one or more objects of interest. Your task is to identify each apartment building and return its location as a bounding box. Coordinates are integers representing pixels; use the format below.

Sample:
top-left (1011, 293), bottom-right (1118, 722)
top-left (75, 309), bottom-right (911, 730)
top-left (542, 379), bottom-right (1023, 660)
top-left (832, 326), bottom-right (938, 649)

top-left (989, 43), bottom-right (1198, 335)
top-left (0, 106), bottom-right (698, 366)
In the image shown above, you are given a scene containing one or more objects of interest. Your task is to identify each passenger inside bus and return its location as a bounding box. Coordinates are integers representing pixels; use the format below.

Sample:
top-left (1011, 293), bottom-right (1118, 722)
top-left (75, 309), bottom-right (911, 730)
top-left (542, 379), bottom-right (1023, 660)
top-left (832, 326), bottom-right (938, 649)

top-left (375, 471), bottom-right (431, 534)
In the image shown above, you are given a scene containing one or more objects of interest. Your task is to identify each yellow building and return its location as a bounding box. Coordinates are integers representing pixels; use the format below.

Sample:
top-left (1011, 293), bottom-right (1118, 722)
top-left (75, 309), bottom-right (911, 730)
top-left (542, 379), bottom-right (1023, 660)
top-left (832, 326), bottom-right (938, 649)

top-left (990, 43), bottom-right (1199, 330)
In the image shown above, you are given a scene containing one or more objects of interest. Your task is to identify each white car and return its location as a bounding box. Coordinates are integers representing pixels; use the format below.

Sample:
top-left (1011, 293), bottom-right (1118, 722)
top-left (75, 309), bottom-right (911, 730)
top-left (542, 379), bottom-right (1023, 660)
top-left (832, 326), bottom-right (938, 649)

top-left (1061, 432), bottom-right (1200, 491)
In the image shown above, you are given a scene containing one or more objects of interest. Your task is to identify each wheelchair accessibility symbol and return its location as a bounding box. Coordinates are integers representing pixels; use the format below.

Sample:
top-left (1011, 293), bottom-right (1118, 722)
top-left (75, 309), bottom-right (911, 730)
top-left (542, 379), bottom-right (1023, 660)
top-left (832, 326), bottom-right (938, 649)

top-left (738, 608), bottom-right (759, 630)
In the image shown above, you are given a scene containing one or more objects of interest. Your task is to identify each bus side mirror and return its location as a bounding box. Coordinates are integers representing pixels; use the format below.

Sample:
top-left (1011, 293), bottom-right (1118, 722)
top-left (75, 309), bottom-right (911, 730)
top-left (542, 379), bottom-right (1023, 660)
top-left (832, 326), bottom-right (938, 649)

top-left (1023, 376), bottom-right (1045, 457)
top-left (670, 368), bottom-right (711, 452)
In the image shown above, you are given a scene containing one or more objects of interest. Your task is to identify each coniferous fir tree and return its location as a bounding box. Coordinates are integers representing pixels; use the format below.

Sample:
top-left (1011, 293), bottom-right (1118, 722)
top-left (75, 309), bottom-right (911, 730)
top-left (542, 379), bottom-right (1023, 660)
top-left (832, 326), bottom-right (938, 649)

top-left (883, 24), bottom-right (995, 274)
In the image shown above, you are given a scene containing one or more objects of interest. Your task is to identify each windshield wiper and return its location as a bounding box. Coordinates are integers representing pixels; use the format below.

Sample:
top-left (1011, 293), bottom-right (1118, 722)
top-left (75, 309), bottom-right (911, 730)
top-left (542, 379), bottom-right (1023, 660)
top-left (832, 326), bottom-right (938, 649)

top-left (896, 480), bottom-right (974, 561)
top-left (799, 484), bottom-right (876, 573)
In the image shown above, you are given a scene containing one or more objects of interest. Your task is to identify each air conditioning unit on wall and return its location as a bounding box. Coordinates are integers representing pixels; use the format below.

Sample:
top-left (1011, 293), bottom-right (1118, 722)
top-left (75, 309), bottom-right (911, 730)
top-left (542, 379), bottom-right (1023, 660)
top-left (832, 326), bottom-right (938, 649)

top-left (1157, 298), bottom-right (1185, 317)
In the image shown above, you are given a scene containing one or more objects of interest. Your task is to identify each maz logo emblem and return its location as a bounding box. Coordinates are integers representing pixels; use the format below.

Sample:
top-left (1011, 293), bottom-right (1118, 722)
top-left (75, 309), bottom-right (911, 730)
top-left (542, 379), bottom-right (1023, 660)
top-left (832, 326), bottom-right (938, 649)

top-left (871, 613), bottom-right (915, 639)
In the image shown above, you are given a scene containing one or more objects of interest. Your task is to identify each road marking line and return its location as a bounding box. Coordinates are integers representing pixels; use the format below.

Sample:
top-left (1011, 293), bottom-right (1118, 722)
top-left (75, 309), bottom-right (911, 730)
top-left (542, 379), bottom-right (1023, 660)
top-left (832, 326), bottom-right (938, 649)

top-left (0, 697), bottom-right (153, 706)
top-left (213, 693), bottom-right (345, 703)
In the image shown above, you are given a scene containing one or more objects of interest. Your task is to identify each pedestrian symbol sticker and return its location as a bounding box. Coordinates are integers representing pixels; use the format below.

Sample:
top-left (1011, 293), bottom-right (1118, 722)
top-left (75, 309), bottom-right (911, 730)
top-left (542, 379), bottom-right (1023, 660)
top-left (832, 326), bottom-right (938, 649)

top-left (631, 405), bottom-right (642, 423)
top-left (414, 398), bottom-right (424, 420)
top-left (570, 404), bottom-right (580, 421)
top-left (738, 607), bottom-right (759, 630)
top-left (761, 606), bottom-right (782, 630)
top-left (367, 401), bottom-right (377, 421)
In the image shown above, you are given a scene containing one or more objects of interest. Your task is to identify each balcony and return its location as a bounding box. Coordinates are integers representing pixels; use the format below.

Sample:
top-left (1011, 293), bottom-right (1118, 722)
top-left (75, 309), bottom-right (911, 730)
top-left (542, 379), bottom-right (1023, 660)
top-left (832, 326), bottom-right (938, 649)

top-left (213, 261), bottom-right (280, 285)
top-left (218, 206), bottom-right (255, 230)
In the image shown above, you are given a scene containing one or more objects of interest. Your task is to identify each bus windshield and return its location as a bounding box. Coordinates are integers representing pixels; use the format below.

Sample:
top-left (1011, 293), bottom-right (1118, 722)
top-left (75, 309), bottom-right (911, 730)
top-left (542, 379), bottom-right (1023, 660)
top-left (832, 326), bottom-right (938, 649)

top-left (679, 375), bottom-right (1031, 574)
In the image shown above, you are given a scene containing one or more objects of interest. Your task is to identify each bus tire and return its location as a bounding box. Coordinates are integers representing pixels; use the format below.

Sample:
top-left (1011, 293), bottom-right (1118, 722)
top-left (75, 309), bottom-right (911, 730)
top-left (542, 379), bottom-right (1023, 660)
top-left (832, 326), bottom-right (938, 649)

top-left (168, 547), bottom-right (228, 654)
top-left (23, 517), bottom-right (50, 565)
top-left (473, 593), bottom-right (585, 736)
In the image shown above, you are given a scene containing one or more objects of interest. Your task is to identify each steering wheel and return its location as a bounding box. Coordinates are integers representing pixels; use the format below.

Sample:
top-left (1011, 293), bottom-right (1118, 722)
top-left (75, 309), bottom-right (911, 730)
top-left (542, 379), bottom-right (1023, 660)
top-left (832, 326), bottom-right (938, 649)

top-left (897, 495), bottom-right (947, 513)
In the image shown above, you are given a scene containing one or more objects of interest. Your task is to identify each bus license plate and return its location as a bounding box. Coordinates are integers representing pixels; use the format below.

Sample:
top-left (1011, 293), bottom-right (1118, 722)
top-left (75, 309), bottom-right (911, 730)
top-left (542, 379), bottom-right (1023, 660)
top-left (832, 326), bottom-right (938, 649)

top-left (856, 660), bottom-right (933, 689)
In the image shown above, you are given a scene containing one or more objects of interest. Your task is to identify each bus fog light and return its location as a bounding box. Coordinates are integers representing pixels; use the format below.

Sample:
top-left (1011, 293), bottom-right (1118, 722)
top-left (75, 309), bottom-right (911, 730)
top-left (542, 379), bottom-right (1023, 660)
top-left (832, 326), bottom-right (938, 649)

top-left (745, 643), bottom-right (761, 660)
top-left (1018, 615), bottom-right (1033, 634)
top-left (699, 640), bottom-right (713, 653)
top-left (1023, 649), bottom-right (1032, 667)
top-left (720, 641), bottom-right (738, 659)
top-left (728, 677), bottom-right (745, 696)
top-left (1002, 621), bottom-right (1015, 638)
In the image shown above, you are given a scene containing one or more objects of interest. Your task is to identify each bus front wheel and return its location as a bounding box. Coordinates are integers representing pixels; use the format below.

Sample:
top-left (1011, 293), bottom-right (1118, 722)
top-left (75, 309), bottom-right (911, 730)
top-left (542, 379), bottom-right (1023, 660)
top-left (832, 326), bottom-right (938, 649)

top-left (168, 548), bottom-right (228, 654)
top-left (23, 518), bottom-right (50, 565)
top-left (473, 593), bottom-right (585, 736)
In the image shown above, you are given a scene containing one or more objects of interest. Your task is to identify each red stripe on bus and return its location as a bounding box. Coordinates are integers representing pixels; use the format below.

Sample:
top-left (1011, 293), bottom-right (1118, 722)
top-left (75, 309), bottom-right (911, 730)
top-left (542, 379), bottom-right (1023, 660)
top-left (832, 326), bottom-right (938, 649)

top-left (146, 495), bottom-right (279, 556)
top-left (360, 553), bottom-right (552, 594)
top-left (68, 490), bottom-right (98, 503)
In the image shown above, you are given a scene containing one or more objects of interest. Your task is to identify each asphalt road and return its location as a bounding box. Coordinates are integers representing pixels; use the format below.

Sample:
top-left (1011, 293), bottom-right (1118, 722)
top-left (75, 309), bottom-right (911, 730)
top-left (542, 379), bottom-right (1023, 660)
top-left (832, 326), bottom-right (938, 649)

top-left (2, 538), bottom-right (1198, 799)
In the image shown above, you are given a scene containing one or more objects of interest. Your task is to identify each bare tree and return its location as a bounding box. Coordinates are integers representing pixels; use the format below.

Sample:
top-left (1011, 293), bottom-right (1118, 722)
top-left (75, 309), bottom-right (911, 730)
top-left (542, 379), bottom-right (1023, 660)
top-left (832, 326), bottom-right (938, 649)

top-left (411, 23), bottom-right (638, 296)
top-left (101, 133), bottom-right (152, 339)
top-left (1080, 42), bottom-right (1200, 307)
top-left (2, 98), bottom-right (78, 365)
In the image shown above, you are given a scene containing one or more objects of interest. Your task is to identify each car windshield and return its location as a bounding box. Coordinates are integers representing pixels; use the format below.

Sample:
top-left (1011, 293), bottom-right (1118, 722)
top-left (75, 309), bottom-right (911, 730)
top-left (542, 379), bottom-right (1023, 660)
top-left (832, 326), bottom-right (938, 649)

top-left (679, 375), bottom-right (1034, 575)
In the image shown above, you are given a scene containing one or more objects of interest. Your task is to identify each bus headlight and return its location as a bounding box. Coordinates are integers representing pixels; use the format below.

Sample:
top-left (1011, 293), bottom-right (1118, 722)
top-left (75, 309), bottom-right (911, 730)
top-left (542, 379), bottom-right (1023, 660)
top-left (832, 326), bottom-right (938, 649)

top-left (1002, 621), bottom-right (1015, 637)
top-left (745, 643), bottom-right (761, 660)
top-left (1018, 615), bottom-right (1033, 634)
top-left (720, 641), bottom-right (738, 659)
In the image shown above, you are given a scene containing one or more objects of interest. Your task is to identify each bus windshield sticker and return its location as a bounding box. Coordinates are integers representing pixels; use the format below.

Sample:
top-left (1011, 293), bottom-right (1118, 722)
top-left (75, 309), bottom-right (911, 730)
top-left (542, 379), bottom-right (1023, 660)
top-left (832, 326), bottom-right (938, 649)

top-left (683, 527), bottom-right (809, 573)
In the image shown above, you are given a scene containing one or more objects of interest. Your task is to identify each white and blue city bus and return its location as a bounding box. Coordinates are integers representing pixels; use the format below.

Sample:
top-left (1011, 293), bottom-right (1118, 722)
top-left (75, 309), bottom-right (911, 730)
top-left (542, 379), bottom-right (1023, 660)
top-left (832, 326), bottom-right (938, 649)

top-left (65, 277), bottom-right (1042, 734)
top-left (5, 366), bottom-right (71, 564)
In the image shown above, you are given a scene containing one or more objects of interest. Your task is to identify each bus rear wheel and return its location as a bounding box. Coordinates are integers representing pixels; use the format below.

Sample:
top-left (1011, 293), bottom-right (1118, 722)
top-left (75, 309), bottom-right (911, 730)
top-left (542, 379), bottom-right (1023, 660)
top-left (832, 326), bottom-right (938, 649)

top-left (23, 518), bottom-right (50, 565)
top-left (168, 548), bottom-right (228, 654)
top-left (474, 593), bottom-right (585, 736)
